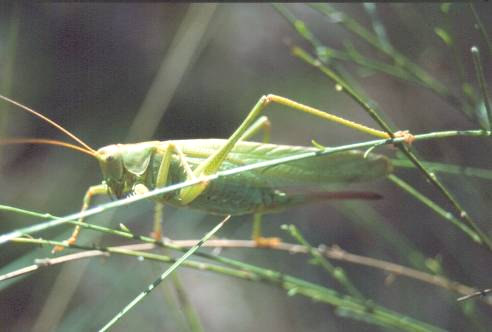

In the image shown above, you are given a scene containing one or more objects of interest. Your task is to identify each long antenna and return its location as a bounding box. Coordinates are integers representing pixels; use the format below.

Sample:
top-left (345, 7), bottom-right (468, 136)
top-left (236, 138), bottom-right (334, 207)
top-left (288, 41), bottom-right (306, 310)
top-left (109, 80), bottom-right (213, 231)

top-left (0, 138), bottom-right (98, 158)
top-left (0, 94), bottom-right (97, 154)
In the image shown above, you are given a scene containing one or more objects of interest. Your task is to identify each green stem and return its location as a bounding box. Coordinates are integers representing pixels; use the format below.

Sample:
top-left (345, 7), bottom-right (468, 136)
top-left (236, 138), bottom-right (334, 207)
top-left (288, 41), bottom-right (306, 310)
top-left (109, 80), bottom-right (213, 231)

top-left (283, 224), bottom-right (365, 300)
top-left (388, 175), bottom-right (480, 243)
top-left (400, 145), bottom-right (492, 250)
top-left (170, 272), bottom-right (204, 332)
top-left (336, 201), bottom-right (428, 270)
top-left (471, 46), bottom-right (492, 129)
top-left (391, 159), bottom-right (492, 181)
top-left (310, 4), bottom-right (452, 101)
top-left (291, 46), bottom-right (395, 135)
top-left (11, 237), bottom-right (445, 332)
top-left (1, 204), bottom-right (478, 301)
top-left (99, 215), bottom-right (230, 332)
top-left (273, 4), bottom-right (417, 85)
top-left (469, 4), bottom-right (492, 55)
top-left (291, 44), bottom-right (492, 251)
top-left (1, 129), bottom-right (491, 247)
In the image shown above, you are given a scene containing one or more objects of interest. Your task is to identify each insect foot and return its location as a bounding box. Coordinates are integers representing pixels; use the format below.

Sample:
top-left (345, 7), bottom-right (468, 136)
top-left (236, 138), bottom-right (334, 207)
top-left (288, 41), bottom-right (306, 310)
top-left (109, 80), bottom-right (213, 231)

top-left (51, 233), bottom-right (78, 254)
top-left (254, 236), bottom-right (282, 249)
top-left (394, 130), bottom-right (416, 145)
top-left (150, 230), bottom-right (162, 242)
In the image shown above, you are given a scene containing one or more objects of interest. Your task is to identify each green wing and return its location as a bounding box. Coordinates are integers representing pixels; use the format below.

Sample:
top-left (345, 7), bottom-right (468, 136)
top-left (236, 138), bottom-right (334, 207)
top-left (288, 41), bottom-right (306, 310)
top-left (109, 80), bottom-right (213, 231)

top-left (173, 139), bottom-right (392, 187)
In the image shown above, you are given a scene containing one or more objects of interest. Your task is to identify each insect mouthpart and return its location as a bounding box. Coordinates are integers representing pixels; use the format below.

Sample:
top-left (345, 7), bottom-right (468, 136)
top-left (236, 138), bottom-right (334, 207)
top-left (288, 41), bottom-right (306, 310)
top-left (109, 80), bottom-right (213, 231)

top-left (97, 145), bottom-right (125, 193)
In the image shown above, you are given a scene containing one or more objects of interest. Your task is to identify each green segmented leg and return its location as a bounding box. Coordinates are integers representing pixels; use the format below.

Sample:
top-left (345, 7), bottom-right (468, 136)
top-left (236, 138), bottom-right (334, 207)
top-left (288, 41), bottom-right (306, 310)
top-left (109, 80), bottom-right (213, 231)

top-left (251, 205), bottom-right (282, 248)
top-left (148, 125), bottom-right (275, 243)
top-left (178, 94), bottom-right (391, 206)
top-left (54, 142), bottom-right (196, 251)
top-left (150, 142), bottom-right (198, 241)
top-left (155, 114), bottom-right (279, 246)
top-left (52, 183), bottom-right (108, 253)
top-left (240, 115), bottom-right (271, 143)
top-left (239, 115), bottom-right (281, 247)
top-left (155, 142), bottom-right (197, 192)
top-left (152, 202), bottom-right (164, 242)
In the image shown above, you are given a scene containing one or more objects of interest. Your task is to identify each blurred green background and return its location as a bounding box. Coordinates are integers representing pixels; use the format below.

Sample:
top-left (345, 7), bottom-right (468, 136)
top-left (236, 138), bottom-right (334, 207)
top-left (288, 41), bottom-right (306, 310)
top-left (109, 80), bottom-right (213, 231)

top-left (1, 3), bottom-right (491, 331)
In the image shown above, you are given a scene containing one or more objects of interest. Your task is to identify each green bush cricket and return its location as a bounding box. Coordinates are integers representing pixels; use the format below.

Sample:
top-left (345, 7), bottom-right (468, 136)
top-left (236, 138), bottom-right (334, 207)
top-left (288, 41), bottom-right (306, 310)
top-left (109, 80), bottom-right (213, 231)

top-left (0, 93), bottom-right (405, 250)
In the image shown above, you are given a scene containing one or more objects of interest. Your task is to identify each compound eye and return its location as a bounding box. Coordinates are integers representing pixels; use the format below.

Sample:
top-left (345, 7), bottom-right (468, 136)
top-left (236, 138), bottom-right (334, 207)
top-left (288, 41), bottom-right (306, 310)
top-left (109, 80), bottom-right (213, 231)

top-left (98, 148), bottom-right (124, 183)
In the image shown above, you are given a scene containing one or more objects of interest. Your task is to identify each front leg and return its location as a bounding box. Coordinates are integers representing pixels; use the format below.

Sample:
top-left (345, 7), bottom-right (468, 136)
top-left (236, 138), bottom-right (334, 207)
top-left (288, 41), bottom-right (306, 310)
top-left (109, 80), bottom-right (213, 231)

top-left (52, 183), bottom-right (108, 253)
top-left (149, 143), bottom-right (198, 241)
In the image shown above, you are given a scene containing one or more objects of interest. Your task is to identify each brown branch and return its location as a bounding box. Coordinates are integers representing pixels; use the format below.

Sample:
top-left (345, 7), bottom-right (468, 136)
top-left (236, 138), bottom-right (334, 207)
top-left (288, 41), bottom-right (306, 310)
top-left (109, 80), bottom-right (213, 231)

top-left (458, 289), bottom-right (492, 302)
top-left (0, 243), bottom-right (152, 281)
top-left (166, 239), bottom-right (488, 304)
top-left (3, 239), bottom-right (489, 307)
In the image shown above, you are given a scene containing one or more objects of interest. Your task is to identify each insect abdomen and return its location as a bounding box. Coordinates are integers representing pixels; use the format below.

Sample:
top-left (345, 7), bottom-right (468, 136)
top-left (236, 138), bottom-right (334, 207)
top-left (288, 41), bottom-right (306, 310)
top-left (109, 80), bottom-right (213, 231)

top-left (183, 175), bottom-right (289, 215)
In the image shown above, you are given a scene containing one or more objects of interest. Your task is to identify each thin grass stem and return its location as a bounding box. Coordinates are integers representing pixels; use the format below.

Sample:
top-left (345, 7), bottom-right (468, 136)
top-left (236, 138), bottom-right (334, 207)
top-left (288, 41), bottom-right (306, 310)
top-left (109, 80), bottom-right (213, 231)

top-left (283, 224), bottom-right (364, 300)
top-left (469, 4), bottom-right (492, 55)
top-left (291, 44), bottom-right (492, 251)
top-left (471, 46), bottom-right (492, 129)
top-left (8, 237), bottom-right (445, 332)
top-left (99, 215), bottom-right (230, 332)
top-left (1, 129), bottom-right (490, 248)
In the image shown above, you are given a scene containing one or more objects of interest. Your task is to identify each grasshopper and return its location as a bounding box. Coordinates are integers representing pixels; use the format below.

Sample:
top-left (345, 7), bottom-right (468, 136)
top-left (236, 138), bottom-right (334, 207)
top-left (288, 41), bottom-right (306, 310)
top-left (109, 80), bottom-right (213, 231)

top-left (0, 94), bottom-right (402, 250)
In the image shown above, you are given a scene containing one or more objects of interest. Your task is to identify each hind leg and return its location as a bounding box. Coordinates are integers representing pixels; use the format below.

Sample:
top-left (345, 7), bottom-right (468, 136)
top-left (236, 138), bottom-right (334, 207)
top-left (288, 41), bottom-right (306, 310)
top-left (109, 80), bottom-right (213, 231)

top-left (177, 94), bottom-right (394, 206)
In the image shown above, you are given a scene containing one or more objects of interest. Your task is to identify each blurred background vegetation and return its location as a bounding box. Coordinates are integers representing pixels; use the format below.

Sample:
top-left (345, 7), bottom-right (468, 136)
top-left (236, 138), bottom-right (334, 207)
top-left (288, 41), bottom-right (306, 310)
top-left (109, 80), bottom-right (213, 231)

top-left (1, 3), bottom-right (491, 331)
